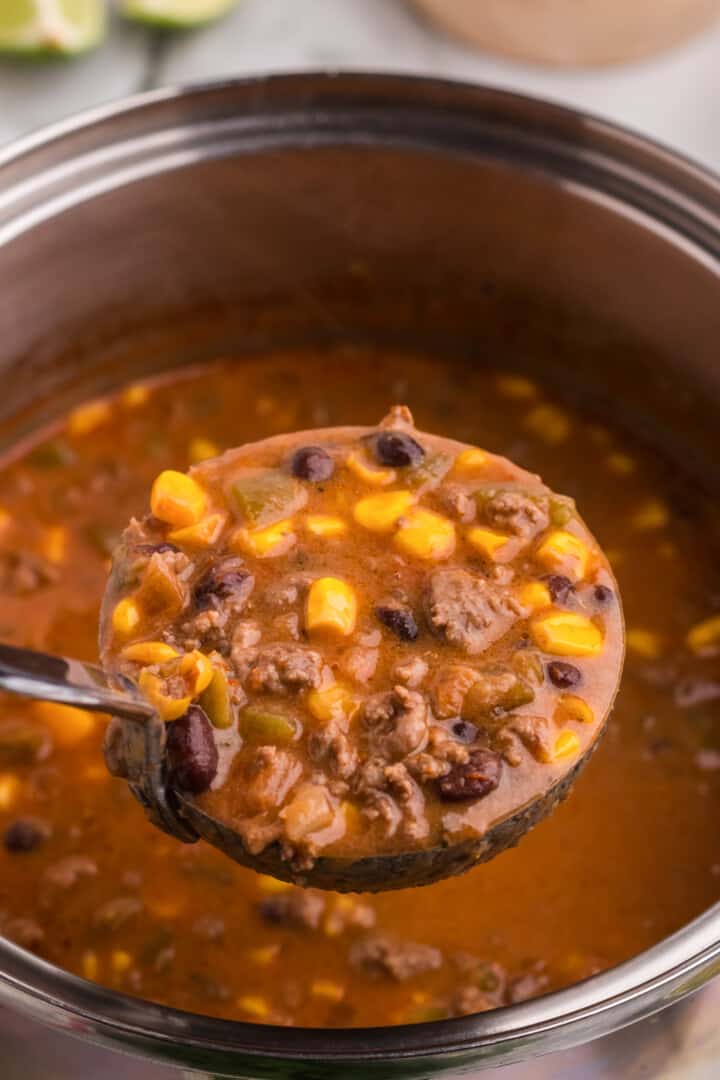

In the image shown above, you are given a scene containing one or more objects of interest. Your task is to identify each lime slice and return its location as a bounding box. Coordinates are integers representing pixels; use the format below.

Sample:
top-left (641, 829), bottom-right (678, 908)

top-left (0, 0), bottom-right (106, 56)
top-left (121, 0), bottom-right (237, 28)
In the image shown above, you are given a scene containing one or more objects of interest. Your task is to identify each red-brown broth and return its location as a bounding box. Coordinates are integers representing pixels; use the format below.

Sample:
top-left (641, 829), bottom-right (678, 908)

top-left (0, 349), bottom-right (717, 1026)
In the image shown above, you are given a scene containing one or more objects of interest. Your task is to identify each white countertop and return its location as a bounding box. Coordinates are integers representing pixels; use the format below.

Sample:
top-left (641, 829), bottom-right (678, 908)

top-left (1, 0), bottom-right (720, 173)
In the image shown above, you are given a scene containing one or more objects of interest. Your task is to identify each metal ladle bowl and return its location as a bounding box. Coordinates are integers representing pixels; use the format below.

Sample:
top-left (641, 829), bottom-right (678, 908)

top-left (0, 641), bottom-right (605, 892)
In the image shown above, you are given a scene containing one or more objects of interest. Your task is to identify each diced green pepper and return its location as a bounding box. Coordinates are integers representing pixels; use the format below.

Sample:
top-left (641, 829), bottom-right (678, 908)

top-left (407, 452), bottom-right (453, 490)
top-left (239, 705), bottom-right (298, 744)
top-left (199, 667), bottom-right (235, 730)
top-left (231, 470), bottom-right (306, 528)
top-left (549, 496), bottom-right (576, 527)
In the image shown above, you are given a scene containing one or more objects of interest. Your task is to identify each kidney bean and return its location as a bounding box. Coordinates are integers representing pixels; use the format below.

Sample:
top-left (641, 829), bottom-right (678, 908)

top-left (375, 605), bottom-right (419, 642)
top-left (3, 817), bottom-right (50, 854)
top-left (372, 431), bottom-right (425, 468)
top-left (166, 705), bottom-right (218, 794)
top-left (547, 661), bottom-right (582, 689)
top-left (437, 749), bottom-right (502, 801)
top-left (194, 559), bottom-right (254, 613)
top-left (542, 575), bottom-right (574, 605)
top-left (291, 446), bottom-right (334, 482)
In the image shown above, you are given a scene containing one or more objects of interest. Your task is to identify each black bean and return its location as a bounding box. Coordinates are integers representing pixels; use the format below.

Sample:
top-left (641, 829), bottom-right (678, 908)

top-left (542, 574), bottom-right (575, 605)
top-left (437, 749), bottom-right (502, 802)
top-left (4, 818), bottom-right (50, 854)
top-left (166, 705), bottom-right (218, 794)
top-left (547, 661), bottom-right (582, 689)
top-left (372, 431), bottom-right (425, 468)
top-left (291, 446), bottom-right (334, 482)
top-left (375, 605), bottom-right (419, 642)
top-left (451, 720), bottom-right (479, 744)
top-left (593, 584), bottom-right (614, 606)
top-left (194, 558), bottom-right (254, 612)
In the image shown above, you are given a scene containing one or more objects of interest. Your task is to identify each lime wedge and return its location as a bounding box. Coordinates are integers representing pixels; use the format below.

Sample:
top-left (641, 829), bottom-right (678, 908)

top-left (0, 0), bottom-right (106, 56)
top-left (121, 0), bottom-right (237, 28)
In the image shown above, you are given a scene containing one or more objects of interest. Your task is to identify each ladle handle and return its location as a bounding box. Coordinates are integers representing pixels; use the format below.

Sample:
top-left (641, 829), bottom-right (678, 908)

top-left (0, 642), bottom-right (154, 722)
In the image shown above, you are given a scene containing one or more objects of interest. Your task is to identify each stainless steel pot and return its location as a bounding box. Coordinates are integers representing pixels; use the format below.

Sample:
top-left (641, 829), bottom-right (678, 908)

top-left (0, 74), bottom-right (719, 1080)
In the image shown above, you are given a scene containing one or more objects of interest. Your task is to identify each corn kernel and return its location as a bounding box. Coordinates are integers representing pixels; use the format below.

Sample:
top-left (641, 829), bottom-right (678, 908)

top-left (687, 614), bottom-right (720, 656)
top-left (121, 383), bottom-right (150, 408)
top-left (150, 470), bottom-right (206, 528)
top-left (137, 670), bottom-right (191, 722)
top-left (257, 874), bottom-right (292, 894)
top-left (531, 612), bottom-right (603, 657)
top-left (305, 514), bottom-right (347, 538)
top-left (34, 701), bottom-right (95, 746)
top-left (518, 581), bottom-right (552, 612)
top-left (554, 694), bottom-right (594, 726)
top-left (0, 774), bottom-right (20, 810)
top-left (307, 684), bottom-right (357, 724)
top-left (553, 730), bottom-right (581, 760)
top-left (626, 628), bottom-right (664, 660)
top-left (307, 577), bottom-right (357, 636)
top-left (237, 994), bottom-right (270, 1019)
top-left (311, 979), bottom-right (345, 1003)
top-left (632, 498), bottom-right (669, 531)
top-left (342, 800), bottom-right (362, 834)
top-left (188, 436), bottom-right (220, 464)
top-left (606, 452), bottom-right (636, 475)
top-left (40, 525), bottom-right (67, 564)
top-left (353, 490), bottom-right (415, 533)
top-left (496, 374), bottom-right (537, 400)
top-left (454, 448), bottom-right (488, 471)
top-left (81, 951), bottom-right (99, 981)
top-left (394, 507), bottom-right (455, 561)
top-left (247, 944), bottom-right (281, 967)
top-left (112, 597), bottom-right (141, 639)
top-left (168, 512), bottom-right (226, 550)
top-left (68, 400), bottom-right (111, 437)
top-left (346, 451), bottom-right (396, 487)
top-left (536, 530), bottom-right (590, 582)
top-left (466, 526), bottom-right (511, 561)
top-left (231, 519), bottom-right (296, 559)
top-left (0, 508), bottom-right (10, 533)
top-left (179, 650), bottom-right (214, 696)
top-left (121, 641), bottom-right (179, 665)
top-left (524, 403), bottom-right (570, 445)
top-left (111, 950), bottom-right (133, 975)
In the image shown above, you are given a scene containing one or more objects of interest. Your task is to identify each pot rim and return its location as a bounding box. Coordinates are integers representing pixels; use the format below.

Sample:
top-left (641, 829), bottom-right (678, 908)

top-left (0, 72), bottom-right (719, 1068)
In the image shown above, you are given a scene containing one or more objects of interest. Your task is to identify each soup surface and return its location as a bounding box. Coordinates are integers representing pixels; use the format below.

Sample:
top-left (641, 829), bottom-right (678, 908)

top-left (0, 349), bottom-right (718, 1026)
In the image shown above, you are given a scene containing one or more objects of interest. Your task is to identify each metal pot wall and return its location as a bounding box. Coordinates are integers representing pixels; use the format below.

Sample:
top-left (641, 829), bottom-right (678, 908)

top-left (0, 74), bottom-right (719, 1079)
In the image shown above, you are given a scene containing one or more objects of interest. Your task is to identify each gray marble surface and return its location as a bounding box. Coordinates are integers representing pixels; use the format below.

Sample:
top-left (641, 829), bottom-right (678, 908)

top-left (0, 0), bottom-right (719, 174)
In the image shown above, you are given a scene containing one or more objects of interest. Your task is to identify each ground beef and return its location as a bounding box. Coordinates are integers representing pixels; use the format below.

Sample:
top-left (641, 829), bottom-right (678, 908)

top-left (508, 967), bottom-right (549, 1003)
top-left (424, 568), bottom-right (522, 656)
top-left (92, 896), bottom-right (143, 931)
top-left (234, 643), bottom-right (324, 694)
top-left (494, 715), bottom-right (554, 766)
top-left (308, 720), bottom-right (358, 780)
top-left (1, 916), bottom-right (44, 950)
top-left (258, 889), bottom-right (326, 930)
top-left (436, 483), bottom-right (477, 523)
top-left (243, 746), bottom-right (304, 815)
top-left (339, 645), bottom-right (379, 684)
top-left (323, 897), bottom-right (376, 936)
top-left (393, 656), bottom-right (429, 688)
top-left (0, 551), bottom-right (59, 595)
top-left (349, 932), bottom-right (442, 981)
top-left (384, 762), bottom-right (429, 842)
top-left (361, 686), bottom-right (429, 759)
top-left (431, 665), bottom-right (479, 718)
top-left (42, 854), bottom-right (98, 889)
top-left (481, 490), bottom-right (549, 539)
